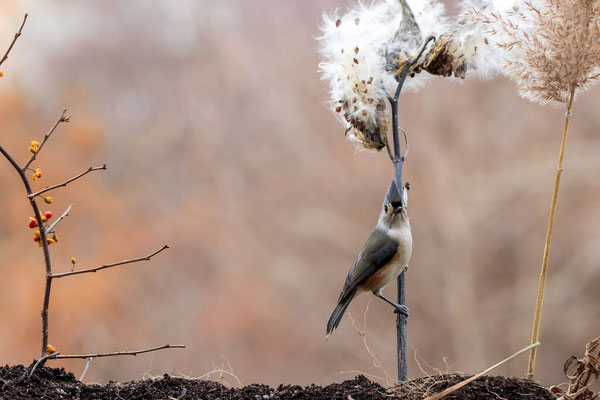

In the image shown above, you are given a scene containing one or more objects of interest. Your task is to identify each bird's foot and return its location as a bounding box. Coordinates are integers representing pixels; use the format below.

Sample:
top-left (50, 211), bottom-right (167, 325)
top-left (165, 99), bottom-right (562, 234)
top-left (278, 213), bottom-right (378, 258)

top-left (393, 305), bottom-right (409, 317)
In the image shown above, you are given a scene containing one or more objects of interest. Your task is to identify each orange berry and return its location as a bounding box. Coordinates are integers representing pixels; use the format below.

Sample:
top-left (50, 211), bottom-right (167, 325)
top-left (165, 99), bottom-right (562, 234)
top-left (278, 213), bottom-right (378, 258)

top-left (46, 344), bottom-right (56, 355)
top-left (34, 230), bottom-right (41, 239)
top-left (44, 197), bottom-right (53, 204)
top-left (29, 141), bottom-right (40, 153)
top-left (70, 257), bottom-right (77, 264)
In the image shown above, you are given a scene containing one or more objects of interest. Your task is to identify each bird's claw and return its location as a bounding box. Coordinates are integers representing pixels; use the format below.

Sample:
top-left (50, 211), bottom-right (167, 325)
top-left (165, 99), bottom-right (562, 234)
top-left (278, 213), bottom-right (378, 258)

top-left (393, 305), bottom-right (409, 317)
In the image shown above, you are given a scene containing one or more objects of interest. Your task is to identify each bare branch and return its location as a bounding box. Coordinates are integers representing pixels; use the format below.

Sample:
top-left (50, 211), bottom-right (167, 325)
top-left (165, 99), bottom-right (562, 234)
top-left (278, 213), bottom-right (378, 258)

top-left (22, 110), bottom-right (70, 170)
top-left (0, 144), bottom-right (55, 358)
top-left (0, 14), bottom-right (27, 67)
top-left (51, 344), bottom-right (185, 360)
top-left (51, 245), bottom-right (169, 279)
top-left (29, 165), bottom-right (107, 198)
top-left (46, 204), bottom-right (73, 234)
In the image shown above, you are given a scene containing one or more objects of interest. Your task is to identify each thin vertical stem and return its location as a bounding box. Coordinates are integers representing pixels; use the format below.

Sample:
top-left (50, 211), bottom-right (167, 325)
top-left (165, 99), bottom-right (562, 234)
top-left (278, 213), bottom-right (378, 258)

top-left (526, 87), bottom-right (576, 380)
top-left (397, 271), bottom-right (408, 382)
top-left (391, 99), bottom-right (401, 160)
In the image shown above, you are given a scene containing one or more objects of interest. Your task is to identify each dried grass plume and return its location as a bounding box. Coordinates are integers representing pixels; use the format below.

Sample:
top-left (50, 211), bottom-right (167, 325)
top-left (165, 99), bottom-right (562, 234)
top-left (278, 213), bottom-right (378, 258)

top-left (479, 0), bottom-right (600, 104)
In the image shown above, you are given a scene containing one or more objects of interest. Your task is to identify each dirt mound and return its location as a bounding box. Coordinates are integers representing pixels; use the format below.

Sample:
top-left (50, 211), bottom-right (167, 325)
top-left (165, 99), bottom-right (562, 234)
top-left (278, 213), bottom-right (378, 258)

top-left (393, 373), bottom-right (556, 399)
top-left (0, 365), bottom-right (555, 399)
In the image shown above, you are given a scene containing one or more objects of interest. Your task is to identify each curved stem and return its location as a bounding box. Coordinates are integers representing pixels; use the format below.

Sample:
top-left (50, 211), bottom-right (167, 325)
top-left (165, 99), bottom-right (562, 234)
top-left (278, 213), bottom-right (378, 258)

top-left (526, 87), bottom-right (576, 380)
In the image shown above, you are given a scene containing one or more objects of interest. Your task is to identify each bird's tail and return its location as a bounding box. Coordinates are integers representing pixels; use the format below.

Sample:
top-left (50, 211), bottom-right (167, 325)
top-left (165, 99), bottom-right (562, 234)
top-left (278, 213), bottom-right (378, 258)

top-left (326, 290), bottom-right (357, 338)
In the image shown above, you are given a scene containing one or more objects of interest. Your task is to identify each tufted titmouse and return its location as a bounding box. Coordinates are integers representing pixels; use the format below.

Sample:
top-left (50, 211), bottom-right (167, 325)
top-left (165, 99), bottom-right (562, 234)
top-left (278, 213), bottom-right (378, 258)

top-left (326, 180), bottom-right (412, 338)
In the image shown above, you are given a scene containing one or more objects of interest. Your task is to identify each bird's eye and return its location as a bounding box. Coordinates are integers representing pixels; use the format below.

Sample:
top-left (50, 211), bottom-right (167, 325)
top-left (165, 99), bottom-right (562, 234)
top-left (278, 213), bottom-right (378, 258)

top-left (384, 204), bottom-right (389, 213)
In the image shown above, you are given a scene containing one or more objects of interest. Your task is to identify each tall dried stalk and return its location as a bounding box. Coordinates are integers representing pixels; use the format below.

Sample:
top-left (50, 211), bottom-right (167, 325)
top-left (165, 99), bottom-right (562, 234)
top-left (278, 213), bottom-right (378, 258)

top-left (527, 87), bottom-right (575, 380)
top-left (477, 0), bottom-right (600, 379)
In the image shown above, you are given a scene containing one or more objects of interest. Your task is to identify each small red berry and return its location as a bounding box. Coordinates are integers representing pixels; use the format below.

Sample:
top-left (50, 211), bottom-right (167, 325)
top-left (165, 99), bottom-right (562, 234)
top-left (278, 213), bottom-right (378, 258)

top-left (29, 220), bottom-right (38, 229)
top-left (33, 236), bottom-right (40, 242)
top-left (44, 211), bottom-right (53, 219)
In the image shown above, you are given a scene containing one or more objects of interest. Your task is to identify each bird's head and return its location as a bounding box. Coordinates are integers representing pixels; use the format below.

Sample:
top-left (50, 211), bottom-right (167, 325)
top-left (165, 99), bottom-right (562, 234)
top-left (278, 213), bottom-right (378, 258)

top-left (380, 200), bottom-right (408, 227)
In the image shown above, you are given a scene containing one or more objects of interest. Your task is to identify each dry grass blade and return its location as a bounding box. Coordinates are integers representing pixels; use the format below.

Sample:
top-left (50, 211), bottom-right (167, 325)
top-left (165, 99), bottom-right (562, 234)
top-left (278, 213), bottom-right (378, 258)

top-left (347, 300), bottom-right (395, 387)
top-left (423, 342), bottom-right (540, 400)
top-left (550, 337), bottom-right (600, 400)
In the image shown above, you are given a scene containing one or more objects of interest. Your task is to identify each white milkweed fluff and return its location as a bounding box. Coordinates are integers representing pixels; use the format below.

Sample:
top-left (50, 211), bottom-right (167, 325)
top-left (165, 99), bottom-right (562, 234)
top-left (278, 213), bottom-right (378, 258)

top-left (318, 0), bottom-right (446, 150)
top-left (427, 0), bottom-right (515, 79)
top-left (318, 0), bottom-right (514, 150)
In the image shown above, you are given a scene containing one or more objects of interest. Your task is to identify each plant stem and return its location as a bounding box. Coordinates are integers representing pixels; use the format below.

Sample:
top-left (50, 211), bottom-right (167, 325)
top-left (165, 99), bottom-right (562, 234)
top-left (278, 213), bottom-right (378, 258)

top-left (396, 270), bottom-right (407, 382)
top-left (51, 245), bottom-right (169, 278)
top-left (0, 145), bottom-right (54, 358)
top-left (29, 165), bottom-right (106, 198)
top-left (52, 344), bottom-right (186, 359)
top-left (526, 87), bottom-right (576, 380)
top-left (0, 14), bottom-right (27, 67)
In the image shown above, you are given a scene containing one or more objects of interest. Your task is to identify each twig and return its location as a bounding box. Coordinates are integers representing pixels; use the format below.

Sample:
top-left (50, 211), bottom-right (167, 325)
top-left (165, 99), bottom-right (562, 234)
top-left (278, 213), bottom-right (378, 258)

top-left (79, 357), bottom-right (94, 381)
top-left (424, 342), bottom-right (540, 400)
top-left (45, 204), bottom-right (73, 234)
top-left (22, 110), bottom-right (70, 171)
top-left (51, 344), bottom-right (185, 359)
top-left (385, 36), bottom-right (434, 163)
top-left (29, 165), bottom-right (107, 198)
top-left (51, 245), bottom-right (169, 278)
top-left (25, 352), bottom-right (60, 379)
top-left (527, 87), bottom-right (576, 380)
top-left (0, 14), bottom-right (27, 67)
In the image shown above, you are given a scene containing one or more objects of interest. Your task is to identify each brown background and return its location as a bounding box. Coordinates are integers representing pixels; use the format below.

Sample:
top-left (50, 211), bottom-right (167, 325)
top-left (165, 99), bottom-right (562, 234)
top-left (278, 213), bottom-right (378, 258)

top-left (0, 0), bottom-right (598, 388)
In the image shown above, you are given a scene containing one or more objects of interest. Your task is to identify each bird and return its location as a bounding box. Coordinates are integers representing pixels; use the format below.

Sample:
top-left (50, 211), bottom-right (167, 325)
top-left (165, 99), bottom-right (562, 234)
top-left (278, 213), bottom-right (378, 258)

top-left (326, 180), bottom-right (412, 338)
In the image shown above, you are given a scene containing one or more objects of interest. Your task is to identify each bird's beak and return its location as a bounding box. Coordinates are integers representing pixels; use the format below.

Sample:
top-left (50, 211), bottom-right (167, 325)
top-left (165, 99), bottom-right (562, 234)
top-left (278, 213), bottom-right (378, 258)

top-left (394, 206), bottom-right (403, 214)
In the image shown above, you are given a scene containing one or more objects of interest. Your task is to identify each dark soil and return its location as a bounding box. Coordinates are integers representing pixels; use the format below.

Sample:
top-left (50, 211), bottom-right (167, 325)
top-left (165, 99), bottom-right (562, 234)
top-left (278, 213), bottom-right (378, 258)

top-left (0, 364), bottom-right (556, 400)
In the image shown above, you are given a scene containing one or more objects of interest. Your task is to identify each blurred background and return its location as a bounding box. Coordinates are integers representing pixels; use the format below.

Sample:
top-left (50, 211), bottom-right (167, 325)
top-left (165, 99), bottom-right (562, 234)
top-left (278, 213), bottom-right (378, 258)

top-left (0, 0), bottom-right (598, 388)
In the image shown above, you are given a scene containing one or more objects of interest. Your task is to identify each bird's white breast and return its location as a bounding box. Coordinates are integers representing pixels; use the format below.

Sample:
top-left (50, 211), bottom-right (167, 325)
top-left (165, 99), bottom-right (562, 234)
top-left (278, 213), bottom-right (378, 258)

top-left (360, 225), bottom-right (413, 292)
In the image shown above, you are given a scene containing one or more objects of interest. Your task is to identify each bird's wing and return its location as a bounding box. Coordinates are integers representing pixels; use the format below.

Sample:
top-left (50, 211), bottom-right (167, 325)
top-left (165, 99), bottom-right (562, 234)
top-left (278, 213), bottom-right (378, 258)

top-left (338, 228), bottom-right (398, 301)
